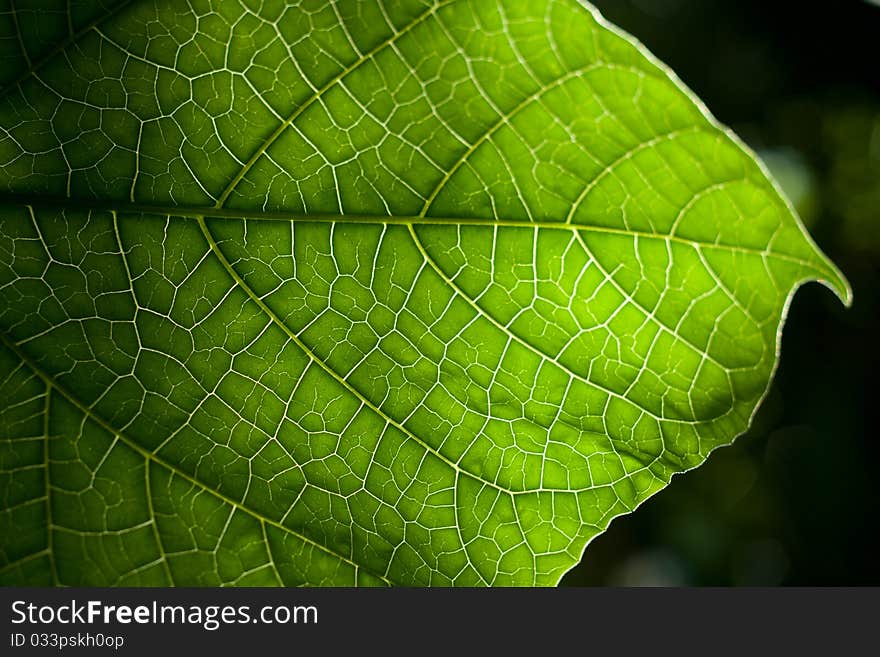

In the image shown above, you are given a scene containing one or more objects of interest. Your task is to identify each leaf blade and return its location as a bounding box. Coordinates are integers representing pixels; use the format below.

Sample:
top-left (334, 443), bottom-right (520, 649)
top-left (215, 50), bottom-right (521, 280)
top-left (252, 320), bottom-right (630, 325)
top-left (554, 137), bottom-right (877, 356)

top-left (0, 0), bottom-right (849, 586)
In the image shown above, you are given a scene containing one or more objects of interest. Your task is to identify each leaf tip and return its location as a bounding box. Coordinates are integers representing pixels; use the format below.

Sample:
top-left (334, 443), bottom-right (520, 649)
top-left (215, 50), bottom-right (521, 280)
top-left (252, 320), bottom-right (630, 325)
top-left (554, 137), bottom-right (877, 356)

top-left (819, 262), bottom-right (854, 309)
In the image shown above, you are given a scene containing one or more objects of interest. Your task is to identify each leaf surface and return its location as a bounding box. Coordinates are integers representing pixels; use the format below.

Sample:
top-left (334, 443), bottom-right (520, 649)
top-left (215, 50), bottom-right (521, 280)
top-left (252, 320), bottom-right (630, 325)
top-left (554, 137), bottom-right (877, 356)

top-left (0, 0), bottom-right (848, 586)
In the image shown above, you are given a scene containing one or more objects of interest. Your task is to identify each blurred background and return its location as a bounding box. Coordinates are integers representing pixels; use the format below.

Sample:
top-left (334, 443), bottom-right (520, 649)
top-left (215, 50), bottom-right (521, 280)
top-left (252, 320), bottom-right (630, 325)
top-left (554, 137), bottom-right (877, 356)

top-left (562, 0), bottom-right (879, 586)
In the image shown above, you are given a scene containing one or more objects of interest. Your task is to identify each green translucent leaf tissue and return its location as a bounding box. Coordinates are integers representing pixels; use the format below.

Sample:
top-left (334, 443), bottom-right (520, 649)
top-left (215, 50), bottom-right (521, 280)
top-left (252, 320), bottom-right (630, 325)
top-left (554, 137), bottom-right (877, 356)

top-left (0, 0), bottom-right (849, 586)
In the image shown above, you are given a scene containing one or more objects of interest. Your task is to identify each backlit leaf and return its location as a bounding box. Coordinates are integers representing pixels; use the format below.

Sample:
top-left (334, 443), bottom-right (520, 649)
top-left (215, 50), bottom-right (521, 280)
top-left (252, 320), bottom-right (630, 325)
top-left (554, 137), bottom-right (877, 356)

top-left (0, 0), bottom-right (849, 586)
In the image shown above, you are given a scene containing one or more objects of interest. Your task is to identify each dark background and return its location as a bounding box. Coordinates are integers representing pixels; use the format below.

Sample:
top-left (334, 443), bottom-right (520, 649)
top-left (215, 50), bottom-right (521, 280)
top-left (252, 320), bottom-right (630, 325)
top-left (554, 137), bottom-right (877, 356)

top-left (562, 0), bottom-right (879, 585)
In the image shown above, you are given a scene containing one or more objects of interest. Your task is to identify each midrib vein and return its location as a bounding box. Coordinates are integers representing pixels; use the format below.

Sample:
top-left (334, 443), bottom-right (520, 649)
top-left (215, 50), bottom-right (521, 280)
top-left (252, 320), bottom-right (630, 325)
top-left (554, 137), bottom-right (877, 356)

top-left (0, 332), bottom-right (392, 586)
top-left (0, 194), bottom-right (825, 268)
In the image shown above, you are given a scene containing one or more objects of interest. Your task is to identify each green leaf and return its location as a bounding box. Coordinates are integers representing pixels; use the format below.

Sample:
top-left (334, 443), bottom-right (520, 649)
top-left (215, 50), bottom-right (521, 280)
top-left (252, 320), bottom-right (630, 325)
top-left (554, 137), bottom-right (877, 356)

top-left (0, 0), bottom-right (849, 586)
